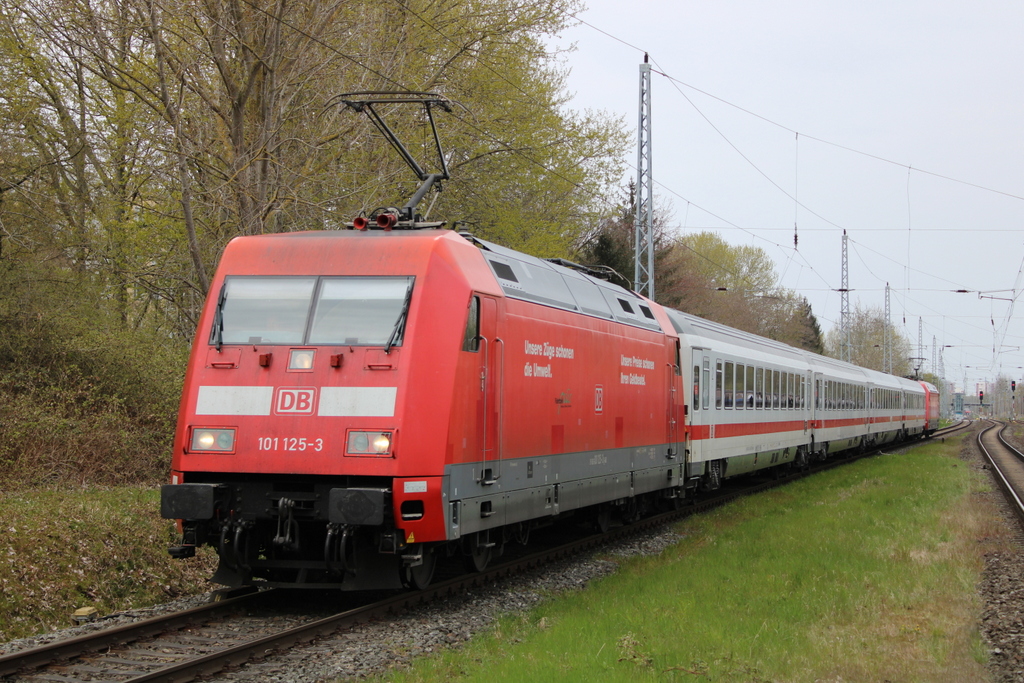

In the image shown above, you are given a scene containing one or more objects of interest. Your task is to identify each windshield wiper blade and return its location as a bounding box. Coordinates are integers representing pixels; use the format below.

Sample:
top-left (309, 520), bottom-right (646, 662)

top-left (385, 283), bottom-right (413, 354)
top-left (212, 284), bottom-right (227, 351)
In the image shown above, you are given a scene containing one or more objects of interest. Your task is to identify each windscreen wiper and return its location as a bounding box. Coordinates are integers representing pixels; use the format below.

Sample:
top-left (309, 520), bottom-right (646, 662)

top-left (212, 284), bottom-right (227, 351)
top-left (384, 283), bottom-right (413, 354)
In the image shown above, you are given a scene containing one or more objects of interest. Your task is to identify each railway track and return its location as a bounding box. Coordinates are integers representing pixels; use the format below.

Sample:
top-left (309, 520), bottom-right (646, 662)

top-left (0, 425), bottom-right (968, 683)
top-left (976, 420), bottom-right (1024, 529)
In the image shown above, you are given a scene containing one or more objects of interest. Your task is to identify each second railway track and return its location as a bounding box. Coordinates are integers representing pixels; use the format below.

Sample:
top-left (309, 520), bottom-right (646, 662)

top-left (977, 419), bottom-right (1024, 528)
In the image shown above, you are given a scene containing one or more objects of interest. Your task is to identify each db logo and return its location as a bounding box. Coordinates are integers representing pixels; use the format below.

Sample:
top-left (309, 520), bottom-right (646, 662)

top-left (594, 385), bottom-right (604, 414)
top-left (275, 387), bottom-right (317, 415)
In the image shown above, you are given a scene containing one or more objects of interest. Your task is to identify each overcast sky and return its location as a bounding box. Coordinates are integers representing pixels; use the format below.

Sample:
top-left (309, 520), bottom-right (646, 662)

top-left (553, 0), bottom-right (1024, 393)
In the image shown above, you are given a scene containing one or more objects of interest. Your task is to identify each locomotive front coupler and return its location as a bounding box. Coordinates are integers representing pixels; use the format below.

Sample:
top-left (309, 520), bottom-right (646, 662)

top-left (272, 497), bottom-right (300, 551)
top-left (168, 522), bottom-right (201, 559)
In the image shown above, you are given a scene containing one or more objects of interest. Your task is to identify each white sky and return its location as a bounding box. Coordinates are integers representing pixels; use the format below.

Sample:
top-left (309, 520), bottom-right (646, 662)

top-left (553, 0), bottom-right (1024, 393)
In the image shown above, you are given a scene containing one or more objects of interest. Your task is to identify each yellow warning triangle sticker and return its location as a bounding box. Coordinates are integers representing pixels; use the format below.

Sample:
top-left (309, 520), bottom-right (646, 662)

top-left (407, 532), bottom-right (415, 543)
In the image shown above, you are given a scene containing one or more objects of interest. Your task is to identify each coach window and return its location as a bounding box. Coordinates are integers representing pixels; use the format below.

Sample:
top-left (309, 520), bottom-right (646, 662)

top-left (772, 370), bottom-right (780, 409)
top-left (736, 364), bottom-right (746, 409)
top-left (716, 360), bottom-right (723, 409)
top-left (755, 368), bottom-right (764, 408)
top-left (702, 358), bottom-right (711, 410)
top-left (462, 296), bottom-right (480, 352)
top-left (692, 365), bottom-right (700, 411)
top-left (725, 361), bottom-right (736, 408)
top-left (785, 373), bottom-right (793, 409)
top-left (737, 365), bottom-right (745, 406)
top-left (725, 362), bottom-right (736, 408)
top-left (746, 366), bottom-right (755, 408)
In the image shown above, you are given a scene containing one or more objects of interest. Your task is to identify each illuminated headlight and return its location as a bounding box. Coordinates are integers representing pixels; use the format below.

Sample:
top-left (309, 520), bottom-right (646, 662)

top-left (289, 349), bottom-right (315, 370)
top-left (347, 431), bottom-right (393, 455)
top-left (191, 428), bottom-right (236, 452)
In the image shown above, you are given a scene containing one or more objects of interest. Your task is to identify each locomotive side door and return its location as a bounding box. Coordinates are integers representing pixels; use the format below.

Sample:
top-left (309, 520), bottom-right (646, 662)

top-left (667, 338), bottom-right (682, 460)
top-left (478, 295), bottom-right (503, 483)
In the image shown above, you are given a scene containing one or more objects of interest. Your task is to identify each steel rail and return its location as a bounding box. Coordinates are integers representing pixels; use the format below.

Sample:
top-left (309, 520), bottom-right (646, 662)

top-left (0, 587), bottom-right (265, 678)
top-left (976, 420), bottom-right (1024, 528)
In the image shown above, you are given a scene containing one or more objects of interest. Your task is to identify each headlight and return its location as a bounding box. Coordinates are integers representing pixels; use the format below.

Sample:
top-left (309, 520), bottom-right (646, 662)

top-left (289, 349), bottom-right (315, 370)
top-left (347, 431), bottom-right (393, 456)
top-left (191, 428), bottom-right (236, 452)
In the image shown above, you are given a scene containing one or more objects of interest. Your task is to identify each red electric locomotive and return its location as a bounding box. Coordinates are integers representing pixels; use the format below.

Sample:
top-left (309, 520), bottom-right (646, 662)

top-left (161, 227), bottom-right (686, 589)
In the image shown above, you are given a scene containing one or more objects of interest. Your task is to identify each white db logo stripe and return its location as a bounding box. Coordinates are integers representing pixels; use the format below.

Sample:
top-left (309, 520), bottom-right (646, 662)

top-left (195, 386), bottom-right (396, 417)
top-left (319, 387), bottom-right (397, 417)
top-left (196, 386), bottom-right (273, 415)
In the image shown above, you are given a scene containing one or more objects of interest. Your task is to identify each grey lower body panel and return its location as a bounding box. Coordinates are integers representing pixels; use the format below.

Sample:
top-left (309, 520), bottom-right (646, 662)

top-left (446, 444), bottom-right (684, 538)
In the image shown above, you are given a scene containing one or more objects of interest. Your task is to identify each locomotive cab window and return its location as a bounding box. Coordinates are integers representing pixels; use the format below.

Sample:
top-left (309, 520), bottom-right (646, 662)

top-left (462, 296), bottom-right (480, 352)
top-left (212, 275), bottom-right (414, 347)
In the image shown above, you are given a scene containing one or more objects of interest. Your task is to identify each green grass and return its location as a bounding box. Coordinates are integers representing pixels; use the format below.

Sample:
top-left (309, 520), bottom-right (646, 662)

top-left (381, 438), bottom-right (993, 682)
top-left (0, 486), bottom-right (217, 641)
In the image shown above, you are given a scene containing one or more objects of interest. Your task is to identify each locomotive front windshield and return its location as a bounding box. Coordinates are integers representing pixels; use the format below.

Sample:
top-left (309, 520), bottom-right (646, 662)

top-left (212, 276), bottom-right (414, 346)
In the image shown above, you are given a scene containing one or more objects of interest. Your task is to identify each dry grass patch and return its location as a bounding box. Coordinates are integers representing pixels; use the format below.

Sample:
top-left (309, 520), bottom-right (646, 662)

top-left (0, 486), bottom-right (217, 641)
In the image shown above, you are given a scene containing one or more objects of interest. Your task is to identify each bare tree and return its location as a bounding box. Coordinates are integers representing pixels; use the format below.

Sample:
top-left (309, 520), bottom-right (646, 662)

top-left (825, 303), bottom-right (912, 376)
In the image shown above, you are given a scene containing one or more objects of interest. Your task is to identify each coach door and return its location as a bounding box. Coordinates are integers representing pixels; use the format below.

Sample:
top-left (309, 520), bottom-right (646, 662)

top-left (812, 372), bottom-right (823, 442)
top-left (687, 349), bottom-right (709, 471)
top-left (479, 296), bottom-right (503, 484)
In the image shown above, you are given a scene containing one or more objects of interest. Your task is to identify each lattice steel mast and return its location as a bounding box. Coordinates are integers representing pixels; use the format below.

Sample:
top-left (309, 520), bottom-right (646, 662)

top-left (634, 55), bottom-right (654, 299)
top-left (840, 230), bottom-right (851, 362)
top-left (884, 283), bottom-right (892, 374)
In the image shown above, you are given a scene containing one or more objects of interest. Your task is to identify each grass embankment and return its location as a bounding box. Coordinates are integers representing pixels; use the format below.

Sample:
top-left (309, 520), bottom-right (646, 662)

top-left (0, 487), bottom-right (217, 642)
top-left (384, 437), bottom-right (997, 682)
